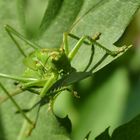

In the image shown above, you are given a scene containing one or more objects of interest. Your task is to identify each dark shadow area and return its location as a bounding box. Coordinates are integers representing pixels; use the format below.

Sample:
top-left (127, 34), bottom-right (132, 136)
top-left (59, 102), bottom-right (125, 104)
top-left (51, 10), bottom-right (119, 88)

top-left (20, 0), bottom-right (85, 40)
top-left (122, 74), bottom-right (140, 123)
top-left (73, 49), bottom-right (134, 107)
top-left (0, 111), bottom-right (6, 140)
top-left (120, 49), bottom-right (140, 123)
top-left (39, 0), bottom-right (64, 33)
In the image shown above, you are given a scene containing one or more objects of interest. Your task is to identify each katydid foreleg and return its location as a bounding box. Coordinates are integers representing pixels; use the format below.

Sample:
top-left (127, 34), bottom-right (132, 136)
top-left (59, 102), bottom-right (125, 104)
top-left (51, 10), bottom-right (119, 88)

top-left (67, 33), bottom-right (130, 58)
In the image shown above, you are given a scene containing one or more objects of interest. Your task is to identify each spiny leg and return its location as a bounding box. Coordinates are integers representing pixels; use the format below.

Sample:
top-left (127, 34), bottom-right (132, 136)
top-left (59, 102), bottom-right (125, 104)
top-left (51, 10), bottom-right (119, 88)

top-left (62, 32), bottom-right (99, 59)
top-left (24, 87), bottom-right (79, 113)
top-left (48, 87), bottom-right (80, 102)
top-left (0, 82), bottom-right (34, 127)
top-left (47, 86), bottom-right (80, 111)
top-left (67, 33), bottom-right (90, 45)
top-left (16, 86), bottom-right (79, 114)
top-left (62, 32), bottom-right (95, 56)
top-left (67, 33), bottom-right (130, 61)
top-left (16, 87), bottom-right (79, 125)
top-left (86, 35), bottom-right (130, 56)
top-left (5, 25), bottom-right (39, 56)
top-left (67, 33), bottom-right (101, 61)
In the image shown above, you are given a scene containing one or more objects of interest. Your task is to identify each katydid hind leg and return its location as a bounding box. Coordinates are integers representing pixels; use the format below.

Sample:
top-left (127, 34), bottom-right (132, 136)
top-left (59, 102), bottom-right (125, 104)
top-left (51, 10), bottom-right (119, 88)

top-left (68, 32), bottom-right (101, 44)
top-left (47, 87), bottom-right (80, 111)
top-left (86, 35), bottom-right (129, 56)
top-left (67, 33), bottom-right (129, 58)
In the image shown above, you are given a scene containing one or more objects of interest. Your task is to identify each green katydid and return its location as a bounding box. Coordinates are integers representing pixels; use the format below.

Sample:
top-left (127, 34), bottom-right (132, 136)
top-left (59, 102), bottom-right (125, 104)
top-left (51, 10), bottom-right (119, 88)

top-left (0, 25), bottom-right (130, 135)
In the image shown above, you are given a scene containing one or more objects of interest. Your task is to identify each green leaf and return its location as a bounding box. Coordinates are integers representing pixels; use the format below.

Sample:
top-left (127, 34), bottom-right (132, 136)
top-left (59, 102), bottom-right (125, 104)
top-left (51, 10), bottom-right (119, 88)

top-left (95, 128), bottom-right (111, 140)
top-left (19, 109), bottom-right (72, 140)
top-left (17, 0), bottom-right (47, 39)
top-left (69, 0), bottom-right (140, 73)
top-left (17, 0), bottom-right (84, 40)
top-left (0, 0), bottom-right (140, 140)
top-left (17, 0), bottom-right (140, 74)
top-left (39, 0), bottom-right (64, 34)
top-left (95, 113), bottom-right (140, 140)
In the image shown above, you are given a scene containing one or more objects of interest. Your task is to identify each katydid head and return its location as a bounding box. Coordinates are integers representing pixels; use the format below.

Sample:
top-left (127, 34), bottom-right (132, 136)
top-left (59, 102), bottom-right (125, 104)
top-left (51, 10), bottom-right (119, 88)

top-left (23, 48), bottom-right (50, 79)
top-left (23, 49), bottom-right (49, 71)
top-left (23, 47), bottom-right (73, 79)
